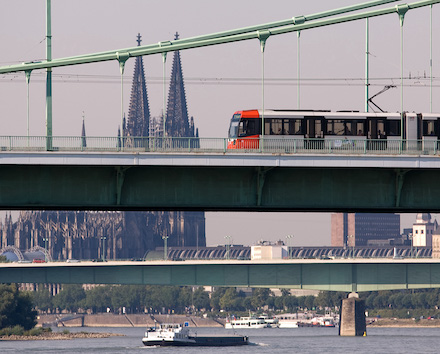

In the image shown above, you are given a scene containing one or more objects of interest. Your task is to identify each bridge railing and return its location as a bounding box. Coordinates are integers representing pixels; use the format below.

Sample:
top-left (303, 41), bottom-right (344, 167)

top-left (0, 136), bottom-right (438, 155)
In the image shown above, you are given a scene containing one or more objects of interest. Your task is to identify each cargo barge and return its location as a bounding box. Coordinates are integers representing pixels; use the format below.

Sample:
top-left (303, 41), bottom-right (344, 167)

top-left (142, 323), bottom-right (249, 347)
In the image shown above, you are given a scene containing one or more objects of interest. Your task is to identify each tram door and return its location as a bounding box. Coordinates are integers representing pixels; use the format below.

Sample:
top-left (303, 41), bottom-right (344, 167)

top-left (368, 118), bottom-right (386, 149)
top-left (305, 116), bottom-right (323, 149)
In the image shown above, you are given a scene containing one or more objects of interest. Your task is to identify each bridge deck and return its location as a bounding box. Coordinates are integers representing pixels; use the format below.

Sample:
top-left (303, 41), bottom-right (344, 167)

top-left (0, 151), bottom-right (440, 212)
top-left (2, 259), bottom-right (440, 292)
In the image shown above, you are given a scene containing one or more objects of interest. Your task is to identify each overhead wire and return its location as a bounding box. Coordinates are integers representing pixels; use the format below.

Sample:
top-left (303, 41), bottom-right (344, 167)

top-left (0, 72), bottom-right (438, 87)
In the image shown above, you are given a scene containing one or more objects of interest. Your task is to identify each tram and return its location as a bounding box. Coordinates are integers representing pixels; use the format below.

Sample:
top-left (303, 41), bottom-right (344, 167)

top-left (227, 109), bottom-right (440, 152)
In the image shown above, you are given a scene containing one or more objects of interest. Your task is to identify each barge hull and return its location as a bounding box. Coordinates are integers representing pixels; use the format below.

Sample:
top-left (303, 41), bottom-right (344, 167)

top-left (142, 335), bottom-right (248, 347)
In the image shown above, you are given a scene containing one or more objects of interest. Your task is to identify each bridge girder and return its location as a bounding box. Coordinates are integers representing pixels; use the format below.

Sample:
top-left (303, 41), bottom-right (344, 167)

top-left (2, 260), bottom-right (440, 292)
top-left (0, 164), bottom-right (440, 212)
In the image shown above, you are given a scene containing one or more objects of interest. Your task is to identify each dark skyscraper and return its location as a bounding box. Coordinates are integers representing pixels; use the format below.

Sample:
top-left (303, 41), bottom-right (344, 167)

top-left (331, 213), bottom-right (400, 247)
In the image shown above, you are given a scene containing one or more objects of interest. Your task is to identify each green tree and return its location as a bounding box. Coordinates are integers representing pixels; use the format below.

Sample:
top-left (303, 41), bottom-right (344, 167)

top-left (178, 287), bottom-right (192, 311)
top-left (0, 284), bottom-right (37, 330)
top-left (32, 285), bottom-right (53, 313)
top-left (401, 294), bottom-right (413, 309)
top-left (84, 285), bottom-right (112, 313)
top-left (251, 288), bottom-right (272, 310)
top-left (192, 287), bottom-right (210, 311)
top-left (303, 295), bottom-right (315, 310)
top-left (219, 288), bottom-right (239, 311)
top-left (365, 292), bottom-right (377, 309)
top-left (315, 291), bottom-right (332, 309)
top-left (160, 287), bottom-right (181, 312)
top-left (280, 289), bottom-right (290, 297)
top-left (53, 284), bottom-right (86, 312)
top-left (273, 296), bottom-right (284, 310)
top-left (283, 295), bottom-right (298, 312)
top-left (210, 288), bottom-right (227, 311)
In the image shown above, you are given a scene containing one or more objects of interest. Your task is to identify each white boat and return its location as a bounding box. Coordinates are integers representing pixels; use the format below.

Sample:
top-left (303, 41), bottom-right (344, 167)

top-left (277, 315), bottom-right (299, 328)
top-left (257, 314), bottom-right (279, 328)
top-left (225, 316), bottom-right (269, 329)
top-left (142, 322), bottom-right (248, 347)
top-left (311, 316), bottom-right (336, 327)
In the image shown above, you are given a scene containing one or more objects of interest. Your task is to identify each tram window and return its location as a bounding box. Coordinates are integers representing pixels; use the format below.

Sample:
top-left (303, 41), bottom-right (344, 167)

top-left (245, 119), bottom-right (260, 136)
top-left (327, 120), bottom-right (345, 135)
top-left (271, 119), bottom-right (283, 135)
top-left (264, 121), bottom-right (270, 135)
top-left (356, 122), bottom-right (364, 136)
top-left (377, 120), bottom-right (385, 138)
top-left (239, 119), bottom-right (260, 136)
top-left (283, 119), bottom-right (291, 135)
top-left (314, 120), bottom-right (322, 138)
top-left (229, 119), bottom-right (239, 138)
top-left (238, 121), bottom-right (245, 136)
top-left (290, 119), bottom-right (302, 135)
top-left (388, 120), bottom-right (401, 136)
top-left (423, 120), bottom-right (436, 136)
top-left (345, 121), bottom-right (357, 136)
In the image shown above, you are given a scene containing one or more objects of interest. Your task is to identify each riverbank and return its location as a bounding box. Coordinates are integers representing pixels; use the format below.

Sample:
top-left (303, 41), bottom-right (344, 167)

top-left (368, 318), bottom-right (440, 327)
top-left (37, 314), bottom-right (225, 328)
top-left (36, 314), bottom-right (440, 329)
top-left (0, 332), bottom-right (123, 341)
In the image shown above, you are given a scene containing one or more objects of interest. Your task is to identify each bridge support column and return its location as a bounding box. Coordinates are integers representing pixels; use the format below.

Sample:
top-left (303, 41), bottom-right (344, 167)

top-left (339, 292), bottom-right (366, 337)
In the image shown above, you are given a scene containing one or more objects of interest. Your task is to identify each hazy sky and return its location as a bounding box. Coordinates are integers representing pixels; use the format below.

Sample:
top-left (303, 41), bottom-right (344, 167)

top-left (0, 1), bottom-right (439, 246)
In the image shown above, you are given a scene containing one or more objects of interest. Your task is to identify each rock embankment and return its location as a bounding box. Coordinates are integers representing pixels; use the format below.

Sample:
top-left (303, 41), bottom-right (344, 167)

top-left (37, 314), bottom-right (224, 328)
top-left (368, 318), bottom-right (440, 327)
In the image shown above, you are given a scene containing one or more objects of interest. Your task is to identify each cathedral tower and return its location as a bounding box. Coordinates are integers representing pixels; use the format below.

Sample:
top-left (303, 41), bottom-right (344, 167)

top-left (125, 33), bottom-right (151, 138)
top-left (165, 32), bottom-right (197, 138)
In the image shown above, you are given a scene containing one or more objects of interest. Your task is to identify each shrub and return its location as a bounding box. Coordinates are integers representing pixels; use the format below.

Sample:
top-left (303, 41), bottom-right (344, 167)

top-left (10, 325), bottom-right (25, 336)
top-left (25, 327), bottom-right (44, 336)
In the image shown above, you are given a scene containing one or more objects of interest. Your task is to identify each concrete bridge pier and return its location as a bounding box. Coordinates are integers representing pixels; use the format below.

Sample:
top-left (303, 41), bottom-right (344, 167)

top-left (339, 292), bottom-right (366, 337)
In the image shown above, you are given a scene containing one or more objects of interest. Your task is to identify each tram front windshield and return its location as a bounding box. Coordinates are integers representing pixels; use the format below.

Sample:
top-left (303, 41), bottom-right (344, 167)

top-left (229, 114), bottom-right (240, 138)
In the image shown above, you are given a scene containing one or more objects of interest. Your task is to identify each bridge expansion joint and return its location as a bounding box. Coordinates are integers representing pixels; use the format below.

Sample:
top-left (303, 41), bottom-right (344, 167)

top-left (115, 166), bottom-right (130, 205)
top-left (256, 167), bottom-right (273, 206)
top-left (394, 168), bottom-right (410, 208)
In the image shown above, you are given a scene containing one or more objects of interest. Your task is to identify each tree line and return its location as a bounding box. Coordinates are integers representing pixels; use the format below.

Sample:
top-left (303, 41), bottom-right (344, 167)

top-left (31, 284), bottom-right (440, 316)
top-left (3, 284), bottom-right (440, 331)
top-left (0, 284), bottom-right (37, 330)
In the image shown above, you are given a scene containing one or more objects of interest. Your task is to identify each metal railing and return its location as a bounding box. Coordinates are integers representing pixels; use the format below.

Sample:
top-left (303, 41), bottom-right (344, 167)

top-left (0, 136), bottom-right (438, 155)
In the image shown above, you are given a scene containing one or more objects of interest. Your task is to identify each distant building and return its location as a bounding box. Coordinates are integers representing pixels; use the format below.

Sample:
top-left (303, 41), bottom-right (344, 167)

top-left (251, 240), bottom-right (288, 260)
top-left (412, 213), bottom-right (437, 247)
top-left (432, 234), bottom-right (440, 258)
top-left (331, 213), bottom-right (400, 247)
top-left (0, 33), bottom-right (205, 261)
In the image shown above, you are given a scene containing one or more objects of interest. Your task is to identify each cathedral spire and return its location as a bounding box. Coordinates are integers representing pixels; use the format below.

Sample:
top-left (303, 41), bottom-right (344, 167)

top-left (165, 31), bottom-right (194, 137)
top-left (125, 33), bottom-right (150, 138)
top-left (81, 111), bottom-right (87, 148)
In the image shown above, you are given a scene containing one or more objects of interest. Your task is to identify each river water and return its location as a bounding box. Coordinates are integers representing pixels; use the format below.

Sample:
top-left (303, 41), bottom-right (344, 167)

top-left (0, 326), bottom-right (439, 353)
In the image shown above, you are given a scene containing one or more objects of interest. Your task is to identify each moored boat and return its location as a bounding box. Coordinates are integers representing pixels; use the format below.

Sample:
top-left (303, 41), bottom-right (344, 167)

top-left (225, 316), bottom-right (269, 329)
top-left (257, 314), bottom-right (279, 328)
top-left (277, 315), bottom-right (299, 328)
top-left (142, 322), bottom-right (249, 347)
top-left (299, 316), bottom-right (337, 327)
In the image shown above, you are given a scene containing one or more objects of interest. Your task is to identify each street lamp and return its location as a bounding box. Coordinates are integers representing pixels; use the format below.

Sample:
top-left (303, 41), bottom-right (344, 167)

top-left (348, 235), bottom-right (355, 258)
top-left (408, 233), bottom-right (413, 258)
top-left (43, 237), bottom-right (49, 262)
top-left (225, 235), bottom-right (231, 260)
top-left (286, 234), bottom-right (294, 259)
top-left (162, 235), bottom-right (169, 261)
top-left (101, 236), bottom-right (107, 262)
